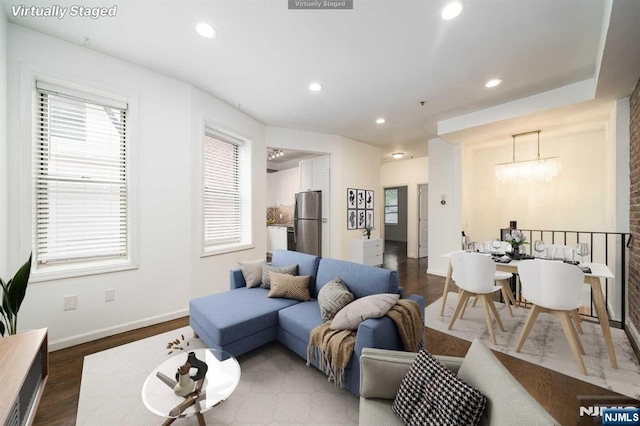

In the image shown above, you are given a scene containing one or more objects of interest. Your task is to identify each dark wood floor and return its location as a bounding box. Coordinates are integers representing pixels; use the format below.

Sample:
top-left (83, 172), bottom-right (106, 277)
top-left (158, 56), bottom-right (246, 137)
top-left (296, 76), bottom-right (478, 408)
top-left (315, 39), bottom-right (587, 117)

top-left (34, 242), bottom-right (623, 425)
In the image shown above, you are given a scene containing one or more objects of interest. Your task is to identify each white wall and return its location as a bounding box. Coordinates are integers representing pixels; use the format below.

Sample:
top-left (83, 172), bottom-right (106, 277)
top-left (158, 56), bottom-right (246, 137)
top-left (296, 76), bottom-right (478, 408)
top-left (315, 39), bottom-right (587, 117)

top-left (427, 138), bottom-right (462, 276)
top-left (338, 136), bottom-right (381, 259)
top-left (0, 7), bottom-right (7, 278)
top-left (7, 25), bottom-right (267, 349)
top-left (463, 126), bottom-right (612, 241)
top-left (607, 98), bottom-right (630, 321)
top-left (381, 156), bottom-right (428, 258)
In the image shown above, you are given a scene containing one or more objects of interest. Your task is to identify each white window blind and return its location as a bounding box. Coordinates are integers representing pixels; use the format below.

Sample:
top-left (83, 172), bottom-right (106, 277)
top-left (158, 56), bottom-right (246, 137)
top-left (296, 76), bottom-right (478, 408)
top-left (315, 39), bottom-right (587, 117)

top-left (34, 82), bottom-right (128, 266)
top-left (203, 129), bottom-right (243, 249)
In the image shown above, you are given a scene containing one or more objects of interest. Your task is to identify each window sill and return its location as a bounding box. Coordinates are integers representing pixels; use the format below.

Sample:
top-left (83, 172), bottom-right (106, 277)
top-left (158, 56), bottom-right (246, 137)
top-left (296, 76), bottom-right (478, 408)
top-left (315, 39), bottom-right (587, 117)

top-left (201, 243), bottom-right (255, 258)
top-left (30, 260), bottom-right (138, 283)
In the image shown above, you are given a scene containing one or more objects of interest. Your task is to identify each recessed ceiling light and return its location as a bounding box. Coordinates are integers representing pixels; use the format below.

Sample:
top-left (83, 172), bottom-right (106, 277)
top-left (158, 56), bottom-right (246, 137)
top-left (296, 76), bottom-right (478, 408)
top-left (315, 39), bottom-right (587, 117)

top-left (309, 82), bottom-right (323, 92)
top-left (441, 1), bottom-right (464, 20)
top-left (485, 78), bottom-right (502, 88)
top-left (392, 152), bottom-right (404, 159)
top-left (376, 118), bottom-right (386, 124)
top-left (196, 22), bottom-right (217, 39)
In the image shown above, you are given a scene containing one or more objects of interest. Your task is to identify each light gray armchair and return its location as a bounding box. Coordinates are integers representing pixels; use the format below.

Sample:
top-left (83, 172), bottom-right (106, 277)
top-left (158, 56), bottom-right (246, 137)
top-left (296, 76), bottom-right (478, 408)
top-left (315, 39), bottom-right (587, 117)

top-left (359, 339), bottom-right (559, 425)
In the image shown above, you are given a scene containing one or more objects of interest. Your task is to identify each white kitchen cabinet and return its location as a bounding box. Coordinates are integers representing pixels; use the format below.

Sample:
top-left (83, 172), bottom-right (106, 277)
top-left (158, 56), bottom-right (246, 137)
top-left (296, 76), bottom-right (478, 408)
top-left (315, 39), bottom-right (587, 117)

top-left (267, 167), bottom-right (299, 206)
top-left (299, 159), bottom-right (313, 192)
top-left (282, 167), bottom-right (299, 205)
top-left (350, 238), bottom-right (383, 266)
top-left (299, 155), bottom-right (328, 192)
top-left (266, 173), bottom-right (276, 206)
top-left (267, 226), bottom-right (288, 253)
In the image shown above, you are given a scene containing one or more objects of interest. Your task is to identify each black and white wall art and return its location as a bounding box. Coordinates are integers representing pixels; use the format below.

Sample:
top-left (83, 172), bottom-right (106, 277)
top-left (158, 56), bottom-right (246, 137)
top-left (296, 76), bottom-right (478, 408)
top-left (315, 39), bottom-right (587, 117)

top-left (347, 188), bottom-right (357, 209)
top-left (357, 190), bottom-right (366, 209)
top-left (366, 210), bottom-right (373, 228)
top-left (347, 209), bottom-right (357, 230)
top-left (347, 188), bottom-right (374, 230)
top-left (365, 190), bottom-right (374, 209)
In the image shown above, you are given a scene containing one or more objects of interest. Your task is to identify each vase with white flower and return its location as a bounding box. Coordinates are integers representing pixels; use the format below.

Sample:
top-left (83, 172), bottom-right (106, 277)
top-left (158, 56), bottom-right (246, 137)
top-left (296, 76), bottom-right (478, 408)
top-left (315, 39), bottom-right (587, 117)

top-left (504, 230), bottom-right (528, 259)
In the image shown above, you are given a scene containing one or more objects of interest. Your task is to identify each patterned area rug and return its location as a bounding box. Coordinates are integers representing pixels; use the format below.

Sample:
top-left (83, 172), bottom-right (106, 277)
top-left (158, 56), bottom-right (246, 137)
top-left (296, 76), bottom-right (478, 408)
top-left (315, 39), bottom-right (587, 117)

top-left (77, 326), bottom-right (359, 425)
top-left (425, 292), bottom-right (640, 399)
top-left (426, 292), bottom-right (640, 399)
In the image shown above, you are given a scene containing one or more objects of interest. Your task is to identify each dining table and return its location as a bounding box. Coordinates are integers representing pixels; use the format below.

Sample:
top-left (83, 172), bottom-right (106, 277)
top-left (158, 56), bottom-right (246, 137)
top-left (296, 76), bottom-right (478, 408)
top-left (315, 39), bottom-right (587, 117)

top-left (439, 250), bottom-right (618, 369)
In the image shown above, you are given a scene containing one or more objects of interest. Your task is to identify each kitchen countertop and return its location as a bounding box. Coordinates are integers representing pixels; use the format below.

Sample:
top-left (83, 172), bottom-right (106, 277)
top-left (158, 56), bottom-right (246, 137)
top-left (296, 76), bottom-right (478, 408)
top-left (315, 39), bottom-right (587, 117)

top-left (267, 223), bottom-right (294, 228)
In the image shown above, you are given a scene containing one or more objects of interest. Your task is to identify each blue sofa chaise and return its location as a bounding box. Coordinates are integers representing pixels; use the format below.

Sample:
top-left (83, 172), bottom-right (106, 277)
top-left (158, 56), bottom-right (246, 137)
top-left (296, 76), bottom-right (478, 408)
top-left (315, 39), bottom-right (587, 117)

top-left (189, 249), bottom-right (425, 396)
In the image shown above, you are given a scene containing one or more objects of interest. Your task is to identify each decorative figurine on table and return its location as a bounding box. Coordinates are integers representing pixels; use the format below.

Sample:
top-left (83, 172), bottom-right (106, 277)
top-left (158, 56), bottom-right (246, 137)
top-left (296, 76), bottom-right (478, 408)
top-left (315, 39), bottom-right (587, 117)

top-left (186, 351), bottom-right (208, 381)
top-left (173, 362), bottom-right (195, 396)
top-left (166, 333), bottom-right (208, 382)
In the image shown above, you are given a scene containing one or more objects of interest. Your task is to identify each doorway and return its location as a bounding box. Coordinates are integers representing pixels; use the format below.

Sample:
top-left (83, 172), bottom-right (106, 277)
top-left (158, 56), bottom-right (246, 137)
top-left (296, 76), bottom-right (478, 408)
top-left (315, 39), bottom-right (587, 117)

top-left (384, 186), bottom-right (408, 258)
top-left (418, 184), bottom-right (428, 258)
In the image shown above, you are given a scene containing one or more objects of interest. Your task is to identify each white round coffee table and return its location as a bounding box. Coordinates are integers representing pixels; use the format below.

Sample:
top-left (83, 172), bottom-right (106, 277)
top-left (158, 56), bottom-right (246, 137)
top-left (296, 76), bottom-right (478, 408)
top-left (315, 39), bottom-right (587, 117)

top-left (142, 348), bottom-right (241, 425)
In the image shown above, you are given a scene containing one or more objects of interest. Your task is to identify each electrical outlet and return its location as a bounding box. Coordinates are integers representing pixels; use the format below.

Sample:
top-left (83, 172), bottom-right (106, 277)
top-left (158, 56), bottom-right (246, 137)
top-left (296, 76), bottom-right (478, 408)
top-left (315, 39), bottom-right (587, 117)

top-left (64, 295), bottom-right (77, 311)
top-left (105, 288), bottom-right (115, 302)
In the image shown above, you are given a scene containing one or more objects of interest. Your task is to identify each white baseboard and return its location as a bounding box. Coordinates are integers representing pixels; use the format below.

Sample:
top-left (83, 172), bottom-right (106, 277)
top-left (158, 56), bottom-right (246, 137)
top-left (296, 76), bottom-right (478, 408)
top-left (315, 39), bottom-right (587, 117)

top-left (48, 308), bottom-right (189, 352)
top-left (427, 268), bottom-right (446, 278)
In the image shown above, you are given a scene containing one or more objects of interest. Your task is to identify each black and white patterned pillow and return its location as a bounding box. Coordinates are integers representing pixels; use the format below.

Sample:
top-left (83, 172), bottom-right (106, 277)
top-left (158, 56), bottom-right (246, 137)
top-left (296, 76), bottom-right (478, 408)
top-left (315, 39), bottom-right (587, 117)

top-left (392, 350), bottom-right (487, 426)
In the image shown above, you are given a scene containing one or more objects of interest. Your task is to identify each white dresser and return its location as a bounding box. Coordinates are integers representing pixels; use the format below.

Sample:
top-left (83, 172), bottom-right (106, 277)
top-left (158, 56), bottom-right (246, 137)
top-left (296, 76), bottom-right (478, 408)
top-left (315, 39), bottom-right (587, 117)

top-left (350, 238), bottom-right (383, 266)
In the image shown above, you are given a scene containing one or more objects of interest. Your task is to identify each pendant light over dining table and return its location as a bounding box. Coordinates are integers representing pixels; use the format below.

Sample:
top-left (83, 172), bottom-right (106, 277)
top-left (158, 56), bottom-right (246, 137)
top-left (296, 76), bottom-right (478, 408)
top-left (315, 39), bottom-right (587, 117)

top-left (494, 130), bottom-right (561, 184)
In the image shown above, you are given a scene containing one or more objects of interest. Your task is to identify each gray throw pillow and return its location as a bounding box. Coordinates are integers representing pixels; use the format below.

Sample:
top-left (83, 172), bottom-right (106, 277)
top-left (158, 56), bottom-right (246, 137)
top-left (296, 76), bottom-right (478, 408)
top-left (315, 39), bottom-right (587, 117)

top-left (317, 277), bottom-right (354, 322)
top-left (238, 259), bottom-right (266, 288)
top-left (392, 350), bottom-right (487, 425)
top-left (260, 264), bottom-right (298, 289)
top-left (330, 293), bottom-right (399, 330)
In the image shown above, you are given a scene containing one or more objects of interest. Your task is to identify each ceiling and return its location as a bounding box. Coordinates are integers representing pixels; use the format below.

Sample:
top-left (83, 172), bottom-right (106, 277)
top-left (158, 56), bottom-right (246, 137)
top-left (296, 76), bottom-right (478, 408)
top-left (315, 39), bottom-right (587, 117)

top-left (4, 0), bottom-right (640, 161)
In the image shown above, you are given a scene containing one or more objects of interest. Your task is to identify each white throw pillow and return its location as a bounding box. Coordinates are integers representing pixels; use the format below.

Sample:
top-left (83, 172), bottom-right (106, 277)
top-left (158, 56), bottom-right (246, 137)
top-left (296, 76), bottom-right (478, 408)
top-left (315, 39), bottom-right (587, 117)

top-left (330, 293), bottom-right (400, 330)
top-left (238, 259), bottom-right (266, 288)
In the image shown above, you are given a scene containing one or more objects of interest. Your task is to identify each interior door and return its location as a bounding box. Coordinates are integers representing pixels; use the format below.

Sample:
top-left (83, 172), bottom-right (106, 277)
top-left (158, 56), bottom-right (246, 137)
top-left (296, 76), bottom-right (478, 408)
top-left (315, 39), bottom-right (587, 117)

top-left (419, 184), bottom-right (428, 258)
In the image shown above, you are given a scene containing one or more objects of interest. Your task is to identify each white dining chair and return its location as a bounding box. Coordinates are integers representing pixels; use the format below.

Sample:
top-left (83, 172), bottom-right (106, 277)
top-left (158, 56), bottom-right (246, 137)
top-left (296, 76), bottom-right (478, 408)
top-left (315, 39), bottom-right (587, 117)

top-left (468, 269), bottom-right (516, 317)
top-left (448, 251), bottom-right (505, 345)
top-left (466, 243), bottom-right (517, 317)
top-left (516, 260), bottom-right (587, 375)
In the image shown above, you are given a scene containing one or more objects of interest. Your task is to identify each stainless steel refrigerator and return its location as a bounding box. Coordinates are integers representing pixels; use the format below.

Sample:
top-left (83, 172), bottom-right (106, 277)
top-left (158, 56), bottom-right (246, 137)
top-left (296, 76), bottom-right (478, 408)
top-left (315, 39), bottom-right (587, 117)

top-left (294, 191), bottom-right (321, 256)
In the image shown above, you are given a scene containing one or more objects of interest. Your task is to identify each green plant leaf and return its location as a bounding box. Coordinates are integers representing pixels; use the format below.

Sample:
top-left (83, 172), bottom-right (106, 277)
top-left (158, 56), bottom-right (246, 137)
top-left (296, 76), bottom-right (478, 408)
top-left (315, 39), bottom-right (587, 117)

top-left (7, 254), bottom-right (32, 315)
top-left (1, 279), bottom-right (12, 323)
top-left (1, 277), bottom-right (9, 336)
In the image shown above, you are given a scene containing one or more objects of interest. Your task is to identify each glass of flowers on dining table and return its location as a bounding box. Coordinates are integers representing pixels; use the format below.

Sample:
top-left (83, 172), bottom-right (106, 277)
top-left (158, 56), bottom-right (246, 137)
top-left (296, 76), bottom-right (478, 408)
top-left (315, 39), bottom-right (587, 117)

top-left (504, 230), bottom-right (528, 259)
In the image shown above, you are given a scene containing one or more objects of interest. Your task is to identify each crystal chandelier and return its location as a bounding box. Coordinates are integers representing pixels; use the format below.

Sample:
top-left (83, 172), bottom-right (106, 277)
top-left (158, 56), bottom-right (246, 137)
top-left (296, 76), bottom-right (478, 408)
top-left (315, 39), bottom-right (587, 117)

top-left (494, 130), bottom-right (561, 184)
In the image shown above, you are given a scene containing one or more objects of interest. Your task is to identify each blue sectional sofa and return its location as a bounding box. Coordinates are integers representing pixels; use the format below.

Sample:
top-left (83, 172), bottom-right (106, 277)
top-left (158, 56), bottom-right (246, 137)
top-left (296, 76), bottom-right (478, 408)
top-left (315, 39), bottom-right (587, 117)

top-left (189, 249), bottom-right (425, 396)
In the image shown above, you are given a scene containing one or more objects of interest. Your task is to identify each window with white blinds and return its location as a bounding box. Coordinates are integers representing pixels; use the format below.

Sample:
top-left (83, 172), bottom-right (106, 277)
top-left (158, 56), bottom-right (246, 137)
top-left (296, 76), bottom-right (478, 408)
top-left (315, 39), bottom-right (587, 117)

top-left (203, 129), bottom-right (244, 250)
top-left (34, 82), bottom-right (129, 268)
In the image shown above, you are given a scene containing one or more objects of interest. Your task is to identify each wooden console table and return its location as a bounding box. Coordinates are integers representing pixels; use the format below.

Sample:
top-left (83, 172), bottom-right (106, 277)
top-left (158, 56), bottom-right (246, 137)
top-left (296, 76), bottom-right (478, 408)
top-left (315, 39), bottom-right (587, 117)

top-left (0, 328), bottom-right (49, 426)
